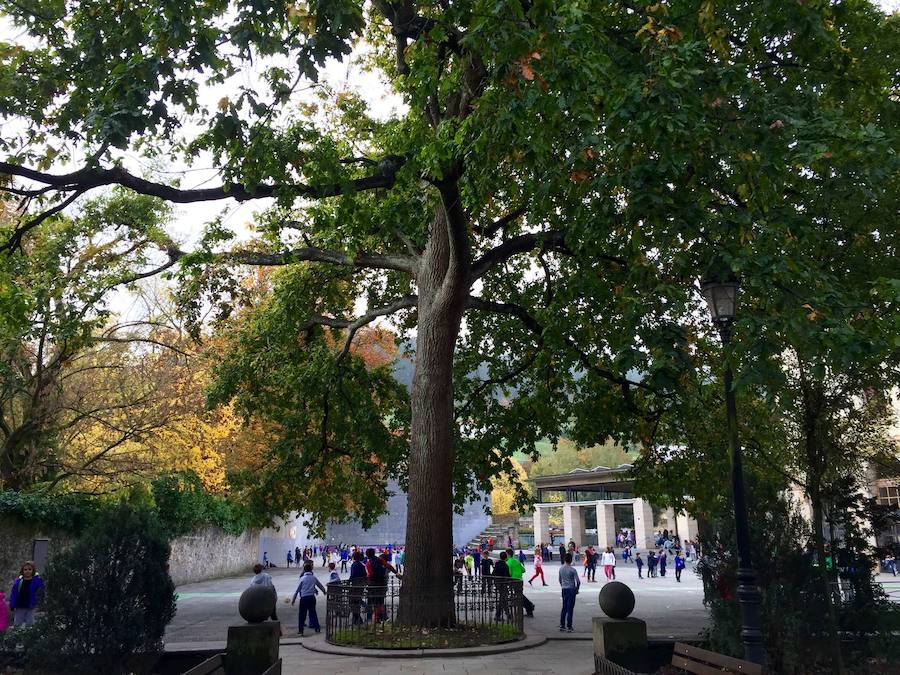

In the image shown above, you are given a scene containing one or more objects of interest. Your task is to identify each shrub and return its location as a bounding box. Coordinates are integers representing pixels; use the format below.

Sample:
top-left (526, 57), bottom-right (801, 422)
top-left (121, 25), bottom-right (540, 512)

top-left (151, 471), bottom-right (250, 537)
top-left (25, 504), bottom-right (176, 674)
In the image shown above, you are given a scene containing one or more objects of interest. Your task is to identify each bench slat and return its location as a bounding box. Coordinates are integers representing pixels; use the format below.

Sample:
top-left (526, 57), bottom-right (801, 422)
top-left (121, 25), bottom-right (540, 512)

top-left (672, 654), bottom-right (728, 675)
top-left (181, 654), bottom-right (224, 675)
top-left (674, 642), bottom-right (763, 675)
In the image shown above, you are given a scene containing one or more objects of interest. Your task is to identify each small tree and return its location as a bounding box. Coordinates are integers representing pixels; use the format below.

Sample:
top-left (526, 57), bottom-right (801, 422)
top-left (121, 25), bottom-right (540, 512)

top-left (29, 505), bottom-right (176, 674)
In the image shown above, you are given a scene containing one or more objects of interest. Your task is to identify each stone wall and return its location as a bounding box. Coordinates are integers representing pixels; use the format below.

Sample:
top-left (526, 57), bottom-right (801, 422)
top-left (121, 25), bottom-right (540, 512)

top-left (167, 527), bottom-right (260, 586)
top-left (0, 517), bottom-right (73, 589)
top-left (0, 518), bottom-right (259, 589)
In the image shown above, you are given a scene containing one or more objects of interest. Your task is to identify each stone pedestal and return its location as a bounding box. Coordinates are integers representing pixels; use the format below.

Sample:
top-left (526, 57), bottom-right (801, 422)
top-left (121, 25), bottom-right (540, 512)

top-left (592, 616), bottom-right (648, 673)
top-left (226, 622), bottom-right (280, 675)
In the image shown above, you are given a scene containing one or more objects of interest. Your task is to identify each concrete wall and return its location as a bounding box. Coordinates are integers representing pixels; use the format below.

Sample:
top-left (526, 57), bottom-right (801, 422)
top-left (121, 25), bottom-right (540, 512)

top-left (167, 527), bottom-right (260, 586)
top-left (324, 480), bottom-right (491, 548)
top-left (258, 512), bottom-right (317, 566)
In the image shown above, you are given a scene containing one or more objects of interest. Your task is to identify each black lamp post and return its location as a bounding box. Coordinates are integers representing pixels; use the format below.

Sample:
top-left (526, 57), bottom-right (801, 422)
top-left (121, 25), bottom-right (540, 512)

top-left (700, 266), bottom-right (767, 666)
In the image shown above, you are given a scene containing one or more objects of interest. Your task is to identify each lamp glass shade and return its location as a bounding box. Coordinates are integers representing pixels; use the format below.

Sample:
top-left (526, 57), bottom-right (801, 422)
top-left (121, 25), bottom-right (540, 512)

top-left (700, 279), bottom-right (739, 322)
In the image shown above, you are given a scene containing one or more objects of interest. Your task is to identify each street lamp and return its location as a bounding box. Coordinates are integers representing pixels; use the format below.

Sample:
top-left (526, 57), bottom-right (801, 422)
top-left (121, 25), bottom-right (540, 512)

top-left (700, 265), bottom-right (767, 666)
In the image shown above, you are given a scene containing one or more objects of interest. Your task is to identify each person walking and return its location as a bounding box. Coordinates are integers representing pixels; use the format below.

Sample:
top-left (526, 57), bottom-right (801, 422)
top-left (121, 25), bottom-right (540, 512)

top-left (635, 552), bottom-right (644, 578)
top-left (558, 552), bottom-right (580, 633)
top-left (292, 560), bottom-right (327, 635)
top-left (674, 551), bottom-right (685, 582)
top-left (286, 550), bottom-right (294, 568)
top-left (505, 548), bottom-right (534, 618)
top-left (559, 542), bottom-right (566, 562)
top-left (9, 562), bottom-right (44, 626)
top-left (340, 547), bottom-right (349, 573)
top-left (528, 547), bottom-right (547, 586)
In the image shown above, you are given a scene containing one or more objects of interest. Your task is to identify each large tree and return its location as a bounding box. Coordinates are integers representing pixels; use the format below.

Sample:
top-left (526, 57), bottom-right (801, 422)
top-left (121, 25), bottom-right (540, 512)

top-left (1, 0), bottom-right (897, 628)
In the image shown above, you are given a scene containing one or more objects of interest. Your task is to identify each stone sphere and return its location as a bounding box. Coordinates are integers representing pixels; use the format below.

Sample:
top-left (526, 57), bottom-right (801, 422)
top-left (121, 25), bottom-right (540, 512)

top-left (239, 584), bottom-right (276, 623)
top-left (598, 581), bottom-right (635, 619)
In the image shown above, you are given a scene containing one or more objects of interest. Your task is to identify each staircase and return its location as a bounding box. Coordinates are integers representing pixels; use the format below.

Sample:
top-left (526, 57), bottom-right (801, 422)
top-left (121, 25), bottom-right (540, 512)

top-left (465, 522), bottom-right (511, 551)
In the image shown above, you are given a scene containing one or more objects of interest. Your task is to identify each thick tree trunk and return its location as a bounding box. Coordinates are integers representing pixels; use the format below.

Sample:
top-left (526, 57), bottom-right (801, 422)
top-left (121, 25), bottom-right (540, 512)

top-left (398, 190), bottom-right (468, 626)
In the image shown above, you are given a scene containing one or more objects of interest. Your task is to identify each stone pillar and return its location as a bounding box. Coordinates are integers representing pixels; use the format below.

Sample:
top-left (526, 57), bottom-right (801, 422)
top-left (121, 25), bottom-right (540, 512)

top-left (226, 622), bottom-right (280, 675)
top-left (593, 616), bottom-right (648, 672)
top-left (664, 507), bottom-right (677, 537)
top-left (563, 504), bottom-right (585, 546)
top-left (533, 505), bottom-right (550, 548)
top-left (596, 502), bottom-right (616, 548)
top-left (632, 498), bottom-right (655, 551)
top-left (675, 512), bottom-right (699, 543)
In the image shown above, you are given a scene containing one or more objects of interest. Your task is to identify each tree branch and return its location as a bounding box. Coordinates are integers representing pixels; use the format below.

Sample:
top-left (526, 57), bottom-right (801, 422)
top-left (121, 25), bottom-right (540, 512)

top-left (223, 246), bottom-right (417, 275)
top-left (0, 156), bottom-right (407, 251)
top-left (301, 294), bottom-right (418, 360)
top-left (470, 230), bottom-right (568, 281)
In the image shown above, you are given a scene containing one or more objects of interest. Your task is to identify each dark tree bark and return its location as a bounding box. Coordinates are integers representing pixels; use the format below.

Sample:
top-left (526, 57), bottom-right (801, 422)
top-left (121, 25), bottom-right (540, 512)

top-left (800, 367), bottom-right (845, 675)
top-left (398, 182), bottom-right (469, 625)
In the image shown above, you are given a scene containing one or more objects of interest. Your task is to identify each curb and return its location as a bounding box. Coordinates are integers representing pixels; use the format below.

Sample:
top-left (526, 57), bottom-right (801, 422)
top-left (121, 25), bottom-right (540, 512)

top-left (298, 631), bottom-right (548, 658)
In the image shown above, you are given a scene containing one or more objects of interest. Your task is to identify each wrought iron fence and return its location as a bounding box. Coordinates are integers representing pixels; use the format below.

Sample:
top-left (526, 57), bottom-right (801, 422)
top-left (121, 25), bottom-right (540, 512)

top-left (325, 576), bottom-right (524, 649)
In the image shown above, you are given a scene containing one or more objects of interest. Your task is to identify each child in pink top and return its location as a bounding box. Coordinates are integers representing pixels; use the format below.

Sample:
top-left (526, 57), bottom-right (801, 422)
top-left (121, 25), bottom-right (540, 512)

top-left (0, 591), bottom-right (8, 632)
top-left (528, 548), bottom-right (548, 586)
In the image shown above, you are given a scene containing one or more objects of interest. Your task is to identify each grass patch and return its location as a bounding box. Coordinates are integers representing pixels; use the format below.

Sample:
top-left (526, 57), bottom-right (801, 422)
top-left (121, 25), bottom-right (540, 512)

top-left (330, 622), bottom-right (522, 649)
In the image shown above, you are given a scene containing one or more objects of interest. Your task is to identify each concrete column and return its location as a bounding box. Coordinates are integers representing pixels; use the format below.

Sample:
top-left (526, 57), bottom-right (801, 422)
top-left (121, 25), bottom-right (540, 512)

top-left (596, 502), bottom-right (616, 548)
top-left (534, 506), bottom-right (551, 547)
top-left (664, 507), bottom-right (677, 537)
top-left (632, 498), bottom-right (655, 551)
top-left (675, 512), bottom-right (698, 543)
top-left (563, 504), bottom-right (585, 546)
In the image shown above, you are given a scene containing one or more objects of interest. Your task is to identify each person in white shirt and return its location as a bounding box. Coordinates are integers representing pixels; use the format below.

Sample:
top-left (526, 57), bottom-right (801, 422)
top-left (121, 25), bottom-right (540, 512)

top-left (601, 547), bottom-right (617, 581)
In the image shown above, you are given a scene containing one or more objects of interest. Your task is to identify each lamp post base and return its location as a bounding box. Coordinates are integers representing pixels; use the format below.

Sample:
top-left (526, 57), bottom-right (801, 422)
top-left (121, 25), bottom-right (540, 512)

top-left (736, 567), bottom-right (766, 666)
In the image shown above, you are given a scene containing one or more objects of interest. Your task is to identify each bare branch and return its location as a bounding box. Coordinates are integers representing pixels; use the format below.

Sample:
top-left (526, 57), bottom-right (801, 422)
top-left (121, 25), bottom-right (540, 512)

top-left (475, 206), bottom-right (527, 238)
top-left (0, 156), bottom-right (407, 251)
top-left (470, 229), bottom-right (568, 281)
top-left (301, 294), bottom-right (418, 360)
top-left (223, 245), bottom-right (417, 275)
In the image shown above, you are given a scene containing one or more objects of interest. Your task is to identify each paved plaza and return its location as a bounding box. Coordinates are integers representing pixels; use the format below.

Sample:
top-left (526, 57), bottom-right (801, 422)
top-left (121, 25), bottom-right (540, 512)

top-left (165, 559), bottom-right (707, 674)
top-left (165, 560), bottom-right (710, 644)
top-left (164, 564), bottom-right (900, 674)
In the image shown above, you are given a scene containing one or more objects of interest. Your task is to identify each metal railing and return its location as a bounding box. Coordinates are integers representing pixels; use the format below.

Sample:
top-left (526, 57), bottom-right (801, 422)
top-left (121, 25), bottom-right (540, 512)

top-left (325, 576), bottom-right (524, 649)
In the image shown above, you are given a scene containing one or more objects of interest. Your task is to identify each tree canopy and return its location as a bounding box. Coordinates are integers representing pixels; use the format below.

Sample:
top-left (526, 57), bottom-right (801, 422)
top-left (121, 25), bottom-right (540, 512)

top-left (1, 0), bottom-right (898, 623)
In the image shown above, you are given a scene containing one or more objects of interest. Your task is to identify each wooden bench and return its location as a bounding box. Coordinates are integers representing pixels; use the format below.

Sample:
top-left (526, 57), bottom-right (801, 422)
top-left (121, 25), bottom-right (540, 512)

top-left (181, 654), bottom-right (282, 675)
top-left (672, 643), bottom-right (763, 675)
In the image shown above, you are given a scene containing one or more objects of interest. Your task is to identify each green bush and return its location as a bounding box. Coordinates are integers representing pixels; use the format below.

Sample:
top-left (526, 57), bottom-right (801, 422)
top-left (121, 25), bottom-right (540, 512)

top-left (0, 490), bottom-right (100, 532)
top-left (23, 504), bottom-right (176, 674)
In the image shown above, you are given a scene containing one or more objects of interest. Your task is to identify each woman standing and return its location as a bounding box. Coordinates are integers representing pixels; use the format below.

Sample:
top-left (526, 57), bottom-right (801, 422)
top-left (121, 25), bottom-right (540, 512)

top-left (601, 547), bottom-right (616, 581)
top-left (528, 547), bottom-right (547, 586)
